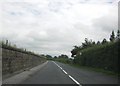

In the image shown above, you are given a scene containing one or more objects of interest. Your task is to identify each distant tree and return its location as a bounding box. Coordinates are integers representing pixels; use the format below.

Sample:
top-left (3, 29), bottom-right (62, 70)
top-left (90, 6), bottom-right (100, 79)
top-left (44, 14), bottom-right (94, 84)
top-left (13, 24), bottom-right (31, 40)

top-left (41, 54), bottom-right (45, 56)
top-left (110, 31), bottom-right (115, 42)
top-left (58, 54), bottom-right (68, 59)
top-left (6, 40), bottom-right (9, 45)
top-left (116, 29), bottom-right (120, 41)
top-left (62, 55), bottom-right (68, 59)
top-left (92, 41), bottom-right (96, 45)
top-left (102, 38), bottom-right (108, 44)
top-left (46, 55), bottom-right (52, 60)
top-left (54, 56), bottom-right (57, 59)
top-left (97, 41), bottom-right (101, 45)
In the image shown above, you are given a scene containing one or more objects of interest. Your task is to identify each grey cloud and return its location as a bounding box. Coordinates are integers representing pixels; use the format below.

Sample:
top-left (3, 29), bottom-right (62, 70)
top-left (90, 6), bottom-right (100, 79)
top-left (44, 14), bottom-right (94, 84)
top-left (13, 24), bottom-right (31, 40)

top-left (0, 0), bottom-right (118, 57)
top-left (93, 7), bottom-right (118, 33)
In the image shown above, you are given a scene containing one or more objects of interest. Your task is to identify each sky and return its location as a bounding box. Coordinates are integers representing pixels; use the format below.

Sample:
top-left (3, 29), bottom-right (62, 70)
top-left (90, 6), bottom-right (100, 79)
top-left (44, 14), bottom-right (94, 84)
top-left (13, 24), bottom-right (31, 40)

top-left (0, 0), bottom-right (119, 57)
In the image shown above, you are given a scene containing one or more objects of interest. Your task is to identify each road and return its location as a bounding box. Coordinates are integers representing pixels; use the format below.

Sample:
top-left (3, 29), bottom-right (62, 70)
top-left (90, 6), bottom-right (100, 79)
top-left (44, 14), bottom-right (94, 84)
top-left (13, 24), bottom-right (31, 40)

top-left (21, 61), bottom-right (118, 85)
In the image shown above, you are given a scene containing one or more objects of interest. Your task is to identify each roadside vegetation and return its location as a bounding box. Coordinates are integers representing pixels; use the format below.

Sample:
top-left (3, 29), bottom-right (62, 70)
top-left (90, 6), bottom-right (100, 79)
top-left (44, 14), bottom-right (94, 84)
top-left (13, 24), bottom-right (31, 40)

top-left (1, 40), bottom-right (44, 57)
top-left (1, 30), bottom-right (119, 75)
top-left (52, 30), bottom-right (120, 75)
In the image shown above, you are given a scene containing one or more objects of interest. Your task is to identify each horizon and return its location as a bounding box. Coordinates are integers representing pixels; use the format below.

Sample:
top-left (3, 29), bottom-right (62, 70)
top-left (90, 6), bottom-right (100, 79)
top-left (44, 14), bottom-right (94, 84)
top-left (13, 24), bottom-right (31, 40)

top-left (0, 0), bottom-right (119, 57)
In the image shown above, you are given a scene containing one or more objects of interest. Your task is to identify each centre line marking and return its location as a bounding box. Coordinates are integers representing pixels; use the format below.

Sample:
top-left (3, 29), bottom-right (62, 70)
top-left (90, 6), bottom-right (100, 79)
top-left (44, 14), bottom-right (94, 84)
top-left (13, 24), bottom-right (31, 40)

top-left (59, 66), bottom-right (62, 69)
top-left (62, 70), bottom-right (68, 74)
top-left (53, 61), bottom-right (82, 86)
top-left (69, 75), bottom-right (81, 86)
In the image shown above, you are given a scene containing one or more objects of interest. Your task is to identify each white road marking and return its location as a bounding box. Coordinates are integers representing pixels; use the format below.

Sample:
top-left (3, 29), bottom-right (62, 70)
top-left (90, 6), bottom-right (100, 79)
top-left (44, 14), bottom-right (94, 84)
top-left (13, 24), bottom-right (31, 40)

top-left (53, 61), bottom-right (82, 86)
top-left (60, 67), bottom-right (63, 70)
top-left (62, 70), bottom-right (68, 75)
top-left (69, 75), bottom-right (81, 86)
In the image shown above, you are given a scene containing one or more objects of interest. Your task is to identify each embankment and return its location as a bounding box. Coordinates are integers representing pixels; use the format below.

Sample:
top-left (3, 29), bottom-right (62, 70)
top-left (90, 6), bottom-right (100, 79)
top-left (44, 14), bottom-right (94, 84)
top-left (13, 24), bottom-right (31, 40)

top-left (2, 47), bottom-right (46, 76)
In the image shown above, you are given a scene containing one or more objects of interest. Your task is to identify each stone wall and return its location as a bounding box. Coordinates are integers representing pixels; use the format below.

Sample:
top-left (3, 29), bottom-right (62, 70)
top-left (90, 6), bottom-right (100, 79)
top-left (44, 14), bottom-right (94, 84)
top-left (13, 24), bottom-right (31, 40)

top-left (2, 48), bottom-right (46, 76)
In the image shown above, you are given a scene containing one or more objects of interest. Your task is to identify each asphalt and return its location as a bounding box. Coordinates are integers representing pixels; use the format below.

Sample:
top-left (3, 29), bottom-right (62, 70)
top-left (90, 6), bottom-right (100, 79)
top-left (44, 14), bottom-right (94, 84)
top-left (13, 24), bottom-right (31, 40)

top-left (21, 61), bottom-right (118, 85)
top-left (21, 61), bottom-right (75, 84)
top-left (3, 61), bottom-right (48, 84)
top-left (55, 61), bottom-right (118, 84)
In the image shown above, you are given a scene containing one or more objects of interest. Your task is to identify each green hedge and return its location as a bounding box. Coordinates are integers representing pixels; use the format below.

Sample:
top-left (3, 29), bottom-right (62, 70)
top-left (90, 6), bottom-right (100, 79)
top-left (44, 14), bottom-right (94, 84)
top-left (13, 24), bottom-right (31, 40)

top-left (74, 41), bottom-right (119, 72)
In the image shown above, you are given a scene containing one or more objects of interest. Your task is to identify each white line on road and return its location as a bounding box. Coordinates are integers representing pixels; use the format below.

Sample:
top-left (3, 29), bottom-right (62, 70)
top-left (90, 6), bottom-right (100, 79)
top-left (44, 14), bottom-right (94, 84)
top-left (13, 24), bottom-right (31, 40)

top-left (68, 75), bottom-right (81, 86)
top-left (62, 70), bottom-right (68, 75)
top-left (53, 61), bottom-right (82, 86)
top-left (60, 67), bottom-right (63, 70)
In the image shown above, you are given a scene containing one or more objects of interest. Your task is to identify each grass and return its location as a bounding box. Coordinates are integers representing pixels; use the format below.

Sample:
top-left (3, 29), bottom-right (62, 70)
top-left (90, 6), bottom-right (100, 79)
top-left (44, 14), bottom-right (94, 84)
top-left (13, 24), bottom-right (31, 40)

top-left (69, 63), bottom-right (119, 77)
top-left (56, 60), bottom-right (119, 77)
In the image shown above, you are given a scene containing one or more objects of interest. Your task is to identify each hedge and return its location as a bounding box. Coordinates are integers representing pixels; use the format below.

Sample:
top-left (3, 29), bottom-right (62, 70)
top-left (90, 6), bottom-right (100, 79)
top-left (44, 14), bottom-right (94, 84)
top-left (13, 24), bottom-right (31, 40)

top-left (74, 41), bottom-right (119, 72)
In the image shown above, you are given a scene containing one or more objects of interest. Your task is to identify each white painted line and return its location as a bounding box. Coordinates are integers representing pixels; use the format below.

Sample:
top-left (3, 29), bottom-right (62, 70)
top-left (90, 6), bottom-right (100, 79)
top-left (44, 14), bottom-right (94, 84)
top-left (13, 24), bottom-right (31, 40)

top-left (60, 67), bottom-right (63, 70)
top-left (53, 61), bottom-right (82, 86)
top-left (62, 70), bottom-right (68, 75)
top-left (69, 75), bottom-right (81, 86)
top-left (57, 65), bottom-right (61, 68)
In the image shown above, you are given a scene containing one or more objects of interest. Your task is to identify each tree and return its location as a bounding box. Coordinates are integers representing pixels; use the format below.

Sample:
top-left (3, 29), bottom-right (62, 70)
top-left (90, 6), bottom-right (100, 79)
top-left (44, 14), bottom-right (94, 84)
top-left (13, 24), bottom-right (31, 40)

top-left (97, 41), bottom-right (101, 45)
top-left (71, 46), bottom-right (80, 57)
top-left (92, 41), bottom-right (96, 45)
top-left (54, 56), bottom-right (57, 59)
top-left (116, 29), bottom-right (120, 41)
top-left (82, 38), bottom-right (94, 48)
top-left (6, 40), bottom-right (9, 45)
top-left (46, 55), bottom-right (52, 60)
top-left (82, 38), bottom-right (89, 48)
top-left (102, 38), bottom-right (107, 44)
top-left (71, 38), bottom-right (95, 57)
top-left (58, 54), bottom-right (68, 59)
top-left (110, 31), bottom-right (115, 42)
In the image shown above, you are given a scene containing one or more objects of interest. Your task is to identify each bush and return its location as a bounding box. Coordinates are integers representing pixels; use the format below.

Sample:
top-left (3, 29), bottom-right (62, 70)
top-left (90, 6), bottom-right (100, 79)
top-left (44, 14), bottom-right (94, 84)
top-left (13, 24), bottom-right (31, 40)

top-left (74, 41), bottom-right (119, 72)
top-left (54, 58), bottom-right (73, 64)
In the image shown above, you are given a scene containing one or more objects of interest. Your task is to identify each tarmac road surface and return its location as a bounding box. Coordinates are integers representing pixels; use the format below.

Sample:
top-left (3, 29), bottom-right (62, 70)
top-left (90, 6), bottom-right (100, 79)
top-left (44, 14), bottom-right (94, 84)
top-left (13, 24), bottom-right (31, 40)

top-left (21, 61), bottom-right (118, 85)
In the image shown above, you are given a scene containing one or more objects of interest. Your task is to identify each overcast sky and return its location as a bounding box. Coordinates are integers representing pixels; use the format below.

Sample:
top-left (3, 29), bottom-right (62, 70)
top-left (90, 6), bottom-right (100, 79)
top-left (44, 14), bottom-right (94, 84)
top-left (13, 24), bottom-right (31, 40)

top-left (0, 0), bottom-right (119, 57)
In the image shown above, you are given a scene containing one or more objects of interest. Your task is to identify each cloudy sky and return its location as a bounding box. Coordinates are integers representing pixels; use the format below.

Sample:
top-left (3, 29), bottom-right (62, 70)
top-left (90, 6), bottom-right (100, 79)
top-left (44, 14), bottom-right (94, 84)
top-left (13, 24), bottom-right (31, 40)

top-left (0, 0), bottom-right (119, 57)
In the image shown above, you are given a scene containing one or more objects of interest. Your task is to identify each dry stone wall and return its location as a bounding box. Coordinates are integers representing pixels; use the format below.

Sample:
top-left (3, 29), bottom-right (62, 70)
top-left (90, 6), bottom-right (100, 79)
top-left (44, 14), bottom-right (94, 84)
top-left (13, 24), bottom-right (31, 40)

top-left (2, 48), bottom-right (46, 76)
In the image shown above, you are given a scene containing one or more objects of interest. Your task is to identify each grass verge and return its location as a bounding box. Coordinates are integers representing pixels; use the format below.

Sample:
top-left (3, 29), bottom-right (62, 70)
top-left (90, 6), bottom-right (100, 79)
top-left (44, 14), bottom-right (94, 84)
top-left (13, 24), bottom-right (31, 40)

top-left (57, 61), bottom-right (119, 77)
